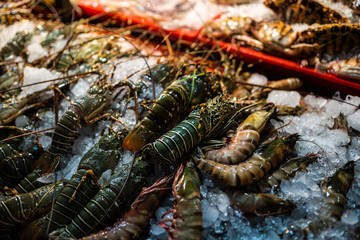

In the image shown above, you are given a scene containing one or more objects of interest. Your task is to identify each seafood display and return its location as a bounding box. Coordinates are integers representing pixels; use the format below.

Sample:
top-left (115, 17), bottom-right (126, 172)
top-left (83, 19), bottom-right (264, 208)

top-left (0, 1), bottom-right (358, 240)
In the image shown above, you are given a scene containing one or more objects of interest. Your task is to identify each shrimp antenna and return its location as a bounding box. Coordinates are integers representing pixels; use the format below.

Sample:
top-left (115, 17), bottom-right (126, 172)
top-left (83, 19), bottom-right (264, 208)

top-left (297, 139), bottom-right (329, 170)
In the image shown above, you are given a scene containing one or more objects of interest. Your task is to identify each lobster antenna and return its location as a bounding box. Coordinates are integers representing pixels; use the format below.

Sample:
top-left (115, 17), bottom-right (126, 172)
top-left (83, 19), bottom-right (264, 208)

top-left (123, 35), bottom-right (157, 100)
top-left (0, 127), bottom-right (55, 143)
top-left (0, 71), bottom-right (98, 93)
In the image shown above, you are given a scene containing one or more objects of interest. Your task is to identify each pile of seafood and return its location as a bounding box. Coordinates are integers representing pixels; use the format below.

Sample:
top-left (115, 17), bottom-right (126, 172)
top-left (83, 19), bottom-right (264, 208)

top-left (0, 1), bottom-right (359, 240)
top-left (204, 0), bottom-right (360, 80)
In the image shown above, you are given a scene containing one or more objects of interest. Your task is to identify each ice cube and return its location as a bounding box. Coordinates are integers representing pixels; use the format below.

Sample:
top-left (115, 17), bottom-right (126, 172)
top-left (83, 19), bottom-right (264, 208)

top-left (150, 223), bottom-right (167, 239)
top-left (341, 209), bottom-right (359, 225)
top-left (98, 169), bottom-right (112, 186)
top-left (212, 192), bottom-right (230, 216)
top-left (70, 78), bottom-right (91, 98)
top-left (202, 199), bottom-right (219, 227)
top-left (347, 110), bottom-right (360, 131)
top-left (15, 115), bottom-right (30, 128)
top-left (342, 95), bottom-right (360, 116)
top-left (27, 42), bottom-right (47, 62)
top-left (121, 150), bottom-right (134, 164)
top-left (267, 90), bottom-right (301, 107)
top-left (324, 99), bottom-right (343, 118)
top-left (248, 73), bottom-right (268, 93)
top-left (19, 66), bottom-right (59, 99)
top-left (39, 135), bottom-right (52, 150)
top-left (303, 95), bottom-right (327, 110)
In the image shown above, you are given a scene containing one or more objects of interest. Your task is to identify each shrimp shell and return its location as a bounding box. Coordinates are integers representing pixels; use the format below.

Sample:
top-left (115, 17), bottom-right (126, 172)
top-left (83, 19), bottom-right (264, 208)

top-left (296, 23), bottom-right (360, 58)
top-left (227, 191), bottom-right (296, 217)
top-left (166, 160), bottom-right (202, 240)
top-left (194, 134), bottom-right (299, 187)
top-left (264, 0), bottom-right (349, 24)
top-left (262, 153), bottom-right (318, 192)
top-left (204, 104), bottom-right (274, 164)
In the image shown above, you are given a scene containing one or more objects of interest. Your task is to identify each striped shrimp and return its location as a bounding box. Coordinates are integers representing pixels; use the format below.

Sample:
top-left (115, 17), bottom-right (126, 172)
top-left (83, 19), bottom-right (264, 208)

top-left (139, 61), bottom-right (183, 88)
top-left (264, 0), bottom-right (349, 24)
top-left (34, 77), bottom-right (123, 174)
top-left (267, 77), bottom-right (303, 90)
top-left (0, 181), bottom-right (65, 239)
top-left (52, 158), bottom-right (150, 239)
top-left (0, 0), bottom-right (32, 25)
top-left (307, 161), bottom-right (354, 234)
top-left (193, 134), bottom-right (299, 187)
top-left (0, 142), bottom-right (18, 165)
top-left (0, 70), bottom-right (80, 125)
top-left (249, 20), bottom-right (316, 58)
top-left (0, 142), bottom-right (43, 190)
top-left (0, 30), bottom-right (30, 75)
top-left (257, 153), bottom-right (319, 192)
top-left (0, 88), bottom-right (54, 125)
top-left (38, 127), bottom-right (127, 235)
top-left (81, 176), bottom-right (172, 240)
top-left (40, 24), bottom-right (72, 47)
top-left (295, 23), bottom-right (360, 59)
top-left (226, 190), bottom-right (296, 217)
top-left (141, 96), bottom-right (256, 165)
top-left (283, 161), bottom-right (355, 239)
top-left (122, 70), bottom-right (221, 151)
top-left (161, 160), bottom-right (202, 240)
top-left (203, 103), bottom-right (275, 164)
